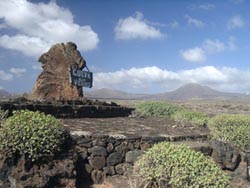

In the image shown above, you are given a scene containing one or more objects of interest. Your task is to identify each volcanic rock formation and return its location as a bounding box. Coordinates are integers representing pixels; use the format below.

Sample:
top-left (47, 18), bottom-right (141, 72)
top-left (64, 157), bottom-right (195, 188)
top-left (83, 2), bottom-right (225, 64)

top-left (32, 42), bottom-right (86, 101)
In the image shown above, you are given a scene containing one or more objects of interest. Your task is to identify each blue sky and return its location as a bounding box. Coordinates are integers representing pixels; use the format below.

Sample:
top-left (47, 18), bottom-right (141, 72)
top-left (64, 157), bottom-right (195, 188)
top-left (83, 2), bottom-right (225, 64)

top-left (1, 0), bottom-right (250, 94)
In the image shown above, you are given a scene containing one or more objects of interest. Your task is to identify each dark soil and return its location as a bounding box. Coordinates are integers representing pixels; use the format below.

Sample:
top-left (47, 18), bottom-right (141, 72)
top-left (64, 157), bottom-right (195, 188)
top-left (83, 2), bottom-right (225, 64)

top-left (62, 117), bottom-right (209, 138)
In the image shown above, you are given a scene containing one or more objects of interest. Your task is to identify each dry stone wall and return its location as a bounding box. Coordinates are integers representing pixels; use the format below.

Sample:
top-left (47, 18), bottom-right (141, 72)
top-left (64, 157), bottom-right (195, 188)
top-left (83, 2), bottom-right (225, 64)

top-left (73, 134), bottom-right (209, 184)
top-left (1, 132), bottom-right (249, 187)
top-left (0, 99), bottom-right (134, 118)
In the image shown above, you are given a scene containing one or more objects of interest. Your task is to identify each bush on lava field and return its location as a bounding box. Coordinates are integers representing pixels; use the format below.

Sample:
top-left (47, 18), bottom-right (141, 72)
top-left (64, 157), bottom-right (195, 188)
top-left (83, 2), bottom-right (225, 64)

top-left (0, 110), bottom-right (65, 161)
top-left (135, 142), bottom-right (229, 188)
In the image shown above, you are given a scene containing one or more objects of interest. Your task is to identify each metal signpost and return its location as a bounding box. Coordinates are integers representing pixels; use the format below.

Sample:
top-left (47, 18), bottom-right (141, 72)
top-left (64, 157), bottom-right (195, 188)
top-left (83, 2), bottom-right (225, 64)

top-left (69, 64), bottom-right (93, 88)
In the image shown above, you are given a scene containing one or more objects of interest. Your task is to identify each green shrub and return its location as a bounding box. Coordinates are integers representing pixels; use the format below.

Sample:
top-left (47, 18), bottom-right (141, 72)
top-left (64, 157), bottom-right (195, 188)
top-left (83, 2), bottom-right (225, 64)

top-left (135, 101), bottom-right (180, 117)
top-left (208, 114), bottom-right (250, 151)
top-left (135, 101), bottom-right (209, 127)
top-left (171, 109), bottom-right (208, 127)
top-left (0, 110), bottom-right (65, 161)
top-left (135, 142), bottom-right (229, 188)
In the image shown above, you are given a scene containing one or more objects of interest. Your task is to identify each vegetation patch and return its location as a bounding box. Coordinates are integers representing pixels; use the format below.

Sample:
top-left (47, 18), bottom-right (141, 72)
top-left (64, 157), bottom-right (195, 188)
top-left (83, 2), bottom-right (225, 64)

top-left (0, 110), bottom-right (65, 161)
top-left (208, 114), bottom-right (250, 151)
top-left (171, 109), bottom-right (208, 127)
top-left (135, 101), bottom-right (208, 127)
top-left (135, 142), bottom-right (229, 188)
top-left (135, 101), bottom-right (181, 117)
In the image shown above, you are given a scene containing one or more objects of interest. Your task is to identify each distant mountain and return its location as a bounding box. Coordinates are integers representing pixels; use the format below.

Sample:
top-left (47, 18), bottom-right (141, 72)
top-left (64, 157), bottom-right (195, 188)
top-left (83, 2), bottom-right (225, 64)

top-left (85, 88), bottom-right (149, 99)
top-left (85, 84), bottom-right (244, 101)
top-left (152, 83), bottom-right (243, 100)
top-left (0, 89), bottom-right (11, 98)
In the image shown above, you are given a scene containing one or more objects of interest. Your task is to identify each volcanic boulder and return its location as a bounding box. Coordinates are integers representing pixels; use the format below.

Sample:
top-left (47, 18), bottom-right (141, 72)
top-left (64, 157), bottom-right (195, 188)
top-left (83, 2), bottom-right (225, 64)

top-left (32, 42), bottom-right (86, 101)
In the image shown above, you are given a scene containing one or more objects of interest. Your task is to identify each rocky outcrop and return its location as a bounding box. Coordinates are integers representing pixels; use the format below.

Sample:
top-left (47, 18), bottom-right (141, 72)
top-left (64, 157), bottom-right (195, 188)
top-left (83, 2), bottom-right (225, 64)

top-left (0, 148), bottom-right (77, 188)
top-left (32, 42), bottom-right (86, 101)
top-left (211, 141), bottom-right (241, 171)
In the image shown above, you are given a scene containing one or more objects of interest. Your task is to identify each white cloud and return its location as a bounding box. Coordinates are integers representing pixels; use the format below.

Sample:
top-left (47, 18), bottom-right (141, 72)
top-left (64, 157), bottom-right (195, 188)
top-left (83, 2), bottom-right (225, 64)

top-left (199, 4), bottom-right (215, 10)
top-left (0, 86), bottom-right (3, 90)
top-left (202, 39), bottom-right (225, 54)
top-left (0, 0), bottom-right (99, 57)
top-left (180, 47), bottom-right (206, 63)
top-left (10, 67), bottom-right (26, 76)
top-left (94, 66), bottom-right (250, 93)
top-left (115, 12), bottom-right (164, 40)
top-left (185, 15), bottom-right (205, 28)
top-left (181, 38), bottom-right (235, 63)
top-left (227, 15), bottom-right (244, 30)
top-left (0, 70), bottom-right (13, 80)
top-left (0, 34), bottom-right (50, 57)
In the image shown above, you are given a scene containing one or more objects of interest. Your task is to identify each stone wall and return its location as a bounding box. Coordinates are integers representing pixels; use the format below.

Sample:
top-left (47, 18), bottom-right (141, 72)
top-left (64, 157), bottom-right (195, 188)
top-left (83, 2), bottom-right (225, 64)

top-left (73, 133), bottom-right (209, 184)
top-left (0, 100), bottom-right (134, 118)
top-left (1, 132), bottom-right (249, 187)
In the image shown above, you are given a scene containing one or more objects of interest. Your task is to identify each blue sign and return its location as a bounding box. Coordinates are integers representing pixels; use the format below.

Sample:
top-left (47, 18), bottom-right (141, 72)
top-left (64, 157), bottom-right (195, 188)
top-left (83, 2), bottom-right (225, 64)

top-left (69, 65), bottom-right (93, 88)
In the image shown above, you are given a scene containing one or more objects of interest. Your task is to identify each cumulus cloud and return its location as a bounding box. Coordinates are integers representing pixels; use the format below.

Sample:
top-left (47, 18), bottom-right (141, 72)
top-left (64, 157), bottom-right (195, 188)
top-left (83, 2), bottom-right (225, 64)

top-left (0, 70), bottom-right (13, 80)
top-left (115, 12), bottom-right (164, 40)
top-left (181, 38), bottom-right (235, 63)
top-left (180, 47), bottom-right (206, 63)
top-left (185, 15), bottom-right (205, 28)
top-left (10, 67), bottom-right (27, 76)
top-left (0, 0), bottom-right (99, 57)
top-left (94, 66), bottom-right (250, 93)
top-left (202, 39), bottom-right (225, 54)
top-left (0, 35), bottom-right (49, 57)
top-left (227, 15), bottom-right (244, 30)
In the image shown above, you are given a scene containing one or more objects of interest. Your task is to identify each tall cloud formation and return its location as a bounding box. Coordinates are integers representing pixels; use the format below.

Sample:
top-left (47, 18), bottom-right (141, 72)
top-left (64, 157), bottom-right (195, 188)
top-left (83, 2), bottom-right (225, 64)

top-left (0, 0), bottom-right (99, 57)
top-left (115, 12), bottom-right (163, 40)
top-left (94, 66), bottom-right (250, 93)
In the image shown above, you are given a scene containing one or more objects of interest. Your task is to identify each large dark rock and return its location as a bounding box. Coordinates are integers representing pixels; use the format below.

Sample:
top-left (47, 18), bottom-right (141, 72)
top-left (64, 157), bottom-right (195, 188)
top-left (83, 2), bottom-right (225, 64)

top-left (0, 153), bottom-right (18, 188)
top-left (32, 42), bottom-right (86, 101)
top-left (211, 141), bottom-right (241, 171)
top-left (0, 135), bottom-right (77, 188)
top-left (125, 150), bottom-right (143, 164)
top-left (1, 155), bottom-right (76, 188)
top-left (89, 157), bottom-right (106, 170)
top-left (89, 146), bottom-right (108, 157)
top-left (107, 152), bottom-right (123, 167)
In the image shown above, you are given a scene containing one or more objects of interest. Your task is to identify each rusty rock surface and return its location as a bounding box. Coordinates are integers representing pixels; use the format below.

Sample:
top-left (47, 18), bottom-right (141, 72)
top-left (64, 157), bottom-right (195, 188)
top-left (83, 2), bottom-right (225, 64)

top-left (32, 42), bottom-right (86, 101)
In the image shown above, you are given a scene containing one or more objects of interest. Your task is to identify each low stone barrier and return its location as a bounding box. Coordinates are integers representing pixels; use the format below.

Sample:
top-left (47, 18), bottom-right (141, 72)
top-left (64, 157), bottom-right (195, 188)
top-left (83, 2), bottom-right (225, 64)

top-left (72, 132), bottom-right (209, 184)
top-left (0, 100), bottom-right (134, 118)
top-left (1, 130), bottom-right (249, 187)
